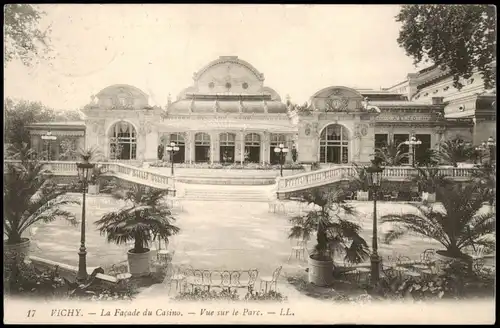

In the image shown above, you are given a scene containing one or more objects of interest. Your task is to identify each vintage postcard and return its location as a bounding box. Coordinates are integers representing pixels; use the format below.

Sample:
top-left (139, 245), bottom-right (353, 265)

top-left (3, 4), bottom-right (496, 324)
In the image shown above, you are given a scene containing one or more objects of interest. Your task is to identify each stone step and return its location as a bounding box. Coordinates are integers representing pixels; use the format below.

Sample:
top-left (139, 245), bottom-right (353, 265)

top-left (176, 177), bottom-right (275, 186)
top-left (180, 187), bottom-right (273, 202)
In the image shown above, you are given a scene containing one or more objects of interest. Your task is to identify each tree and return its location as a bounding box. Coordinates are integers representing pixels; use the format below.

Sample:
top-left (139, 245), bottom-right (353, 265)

top-left (3, 143), bottom-right (78, 245)
top-left (373, 141), bottom-right (409, 166)
top-left (288, 188), bottom-right (369, 264)
top-left (381, 182), bottom-right (495, 260)
top-left (4, 99), bottom-right (56, 151)
top-left (95, 185), bottom-right (180, 254)
top-left (396, 5), bottom-right (496, 89)
top-left (4, 98), bottom-right (84, 152)
top-left (4, 4), bottom-right (52, 67)
top-left (437, 137), bottom-right (475, 167)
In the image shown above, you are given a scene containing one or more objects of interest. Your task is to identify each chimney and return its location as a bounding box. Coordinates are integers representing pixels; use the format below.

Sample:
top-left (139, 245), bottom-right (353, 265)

top-left (431, 97), bottom-right (444, 105)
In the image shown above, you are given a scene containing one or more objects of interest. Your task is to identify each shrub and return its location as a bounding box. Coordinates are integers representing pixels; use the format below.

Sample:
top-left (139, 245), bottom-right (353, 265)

top-left (173, 287), bottom-right (287, 302)
top-left (3, 251), bottom-right (138, 301)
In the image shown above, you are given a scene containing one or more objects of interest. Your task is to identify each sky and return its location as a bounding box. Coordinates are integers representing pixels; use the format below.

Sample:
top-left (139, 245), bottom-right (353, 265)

top-left (4, 4), bottom-right (424, 111)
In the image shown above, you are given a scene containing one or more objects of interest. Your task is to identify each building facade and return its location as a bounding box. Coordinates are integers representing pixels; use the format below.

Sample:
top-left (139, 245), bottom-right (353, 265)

top-left (28, 56), bottom-right (495, 166)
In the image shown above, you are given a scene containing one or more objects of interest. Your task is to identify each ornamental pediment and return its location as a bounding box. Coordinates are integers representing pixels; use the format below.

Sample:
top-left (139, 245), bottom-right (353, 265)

top-left (90, 84), bottom-right (149, 110)
top-left (309, 86), bottom-right (367, 113)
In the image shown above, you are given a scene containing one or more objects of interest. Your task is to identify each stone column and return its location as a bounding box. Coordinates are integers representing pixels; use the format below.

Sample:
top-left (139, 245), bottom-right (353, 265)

top-left (285, 134), bottom-right (293, 163)
top-left (239, 131), bottom-right (245, 164)
top-left (185, 131), bottom-right (193, 164)
top-left (210, 132), bottom-right (219, 163)
top-left (262, 131), bottom-right (270, 164)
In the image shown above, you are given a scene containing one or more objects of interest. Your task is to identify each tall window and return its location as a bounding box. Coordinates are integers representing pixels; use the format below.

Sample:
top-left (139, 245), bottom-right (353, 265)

top-left (415, 134), bottom-right (431, 164)
top-left (374, 134), bottom-right (388, 149)
top-left (195, 132), bottom-right (210, 162)
top-left (319, 124), bottom-right (349, 164)
top-left (244, 133), bottom-right (261, 163)
top-left (109, 122), bottom-right (137, 160)
top-left (270, 134), bottom-right (286, 164)
top-left (219, 132), bottom-right (236, 163)
top-left (170, 133), bottom-right (186, 163)
top-left (393, 134), bottom-right (409, 164)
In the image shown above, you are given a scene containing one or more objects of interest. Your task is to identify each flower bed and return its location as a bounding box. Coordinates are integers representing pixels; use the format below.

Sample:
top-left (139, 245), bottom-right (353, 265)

top-left (173, 287), bottom-right (288, 302)
top-left (149, 161), bottom-right (305, 171)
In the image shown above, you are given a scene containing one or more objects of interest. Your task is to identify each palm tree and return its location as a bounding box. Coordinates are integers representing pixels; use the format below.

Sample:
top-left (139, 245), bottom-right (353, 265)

top-left (437, 138), bottom-right (475, 167)
top-left (381, 183), bottom-right (495, 261)
top-left (95, 184), bottom-right (180, 255)
top-left (373, 141), bottom-right (409, 166)
top-left (77, 145), bottom-right (104, 162)
top-left (349, 162), bottom-right (369, 192)
top-left (470, 163), bottom-right (496, 207)
top-left (415, 148), bottom-right (440, 167)
top-left (288, 188), bottom-right (369, 264)
top-left (4, 143), bottom-right (79, 246)
top-left (410, 166), bottom-right (452, 194)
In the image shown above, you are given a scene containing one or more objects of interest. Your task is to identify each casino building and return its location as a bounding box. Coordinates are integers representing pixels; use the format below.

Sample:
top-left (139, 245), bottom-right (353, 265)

top-left (27, 56), bottom-right (496, 166)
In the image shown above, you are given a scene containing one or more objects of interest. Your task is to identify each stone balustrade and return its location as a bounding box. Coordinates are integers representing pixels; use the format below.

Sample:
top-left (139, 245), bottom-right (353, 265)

top-left (4, 160), bottom-right (174, 190)
top-left (276, 165), bottom-right (479, 194)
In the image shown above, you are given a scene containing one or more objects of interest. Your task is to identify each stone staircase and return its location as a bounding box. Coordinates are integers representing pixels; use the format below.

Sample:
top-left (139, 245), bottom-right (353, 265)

top-left (178, 184), bottom-right (275, 202)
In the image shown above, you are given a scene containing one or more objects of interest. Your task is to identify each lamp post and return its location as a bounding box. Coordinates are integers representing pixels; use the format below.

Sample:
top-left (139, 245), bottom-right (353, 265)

top-left (274, 143), bottom-right (289, 177)
top-left (366, 160), bottom-right (384, 285)
top-left (166, 142), bottom-right (180, 176)
top-left (475, 142), bottom-right (487, 165)
top-left (486, 136), bottom-right (496, 165)
top-left (403, 136), bottom-right (422, 167)
top-left (41, 131), bottom-right (57, 161)
top-left (76, 158), bottom-right (95, 284)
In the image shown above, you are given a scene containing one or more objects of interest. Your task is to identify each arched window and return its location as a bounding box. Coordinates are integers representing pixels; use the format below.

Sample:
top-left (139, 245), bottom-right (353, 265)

top-left (319, 124), bottom-right (349, 164)
top-left (109, 122), bottom-right (137, 160)
top-left (270, 134), bottom-right (287, 164)
top-left (219, 132), bottom-right (236, 163)
top-left (244, 133), bottom-right (261, 163)
top-left (169, 133), bottom-right (185, 163)
top-left (195, 132), bottom-right (211, 162)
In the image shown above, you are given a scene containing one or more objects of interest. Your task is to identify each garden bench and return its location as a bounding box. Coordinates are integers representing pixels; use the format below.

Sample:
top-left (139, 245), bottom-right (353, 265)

top-left (184, 268), bottom-right (259, 292)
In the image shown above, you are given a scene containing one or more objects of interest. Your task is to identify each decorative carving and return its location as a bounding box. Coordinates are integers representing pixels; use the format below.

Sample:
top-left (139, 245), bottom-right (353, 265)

top-left (214, 98), bottom-right (220, 112)
top-left (263, 99), bottom-right (268, 113)
top-left (239, 98), bottom-right (244, 113)
top-left (326, 90), bottom-right (349, 112)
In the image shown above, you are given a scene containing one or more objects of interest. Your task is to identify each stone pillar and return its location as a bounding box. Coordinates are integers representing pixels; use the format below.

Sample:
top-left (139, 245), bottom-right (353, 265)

top-left (210, 132), bottom-right (219, 164)
top-left (285, 134), bottom-right (293, 163)
top-left (262, 131), bottom-right (270, 164)
top-left (239, 131), bottom-right (245, 164)
top-left (185, 131), bottom-right (193, 164)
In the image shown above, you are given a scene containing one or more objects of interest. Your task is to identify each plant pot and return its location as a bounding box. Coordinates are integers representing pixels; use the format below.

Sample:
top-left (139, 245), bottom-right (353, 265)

top-left (421, 192), bottom-right (436, 203)
top-left (435, 250), bottom-right (472, 273)
top-left (88, 184), bottom-right (100, 195)
top-left (4, 238), bottom-right (30, 261)
top-left (308, 255), bottom-right (334, 287)
top-left (127, 248), bottom-right (152, 277)
top-left (357, 191), bottom-right (369, 201)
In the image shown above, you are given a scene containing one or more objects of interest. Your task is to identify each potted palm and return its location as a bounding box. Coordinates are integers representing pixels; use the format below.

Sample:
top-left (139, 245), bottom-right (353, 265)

top-left (350, 163), bottom-right (370, 200)
top-left (373, 141), bottom-right (409, 166)
top-left (95, 185), bottom-right (180, 277)
top-left (289, 188), bottom-right (369, 286)
top-left (411, 166), bottom-right (451, 203)
top-left (437, 137), bottom-right (475, 167)
top-left (77, 146), bottom-right (104, 195)
top-left (381, 182), bottom-right (495, 270)
top-left (4, 143), bottom-right (79, 259)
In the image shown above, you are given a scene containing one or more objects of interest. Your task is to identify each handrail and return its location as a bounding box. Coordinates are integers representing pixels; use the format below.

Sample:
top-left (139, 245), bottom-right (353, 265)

top-left (276, 165), bottom-right (480, 193)
top-left (4, 160), bottom-right (174, 190)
